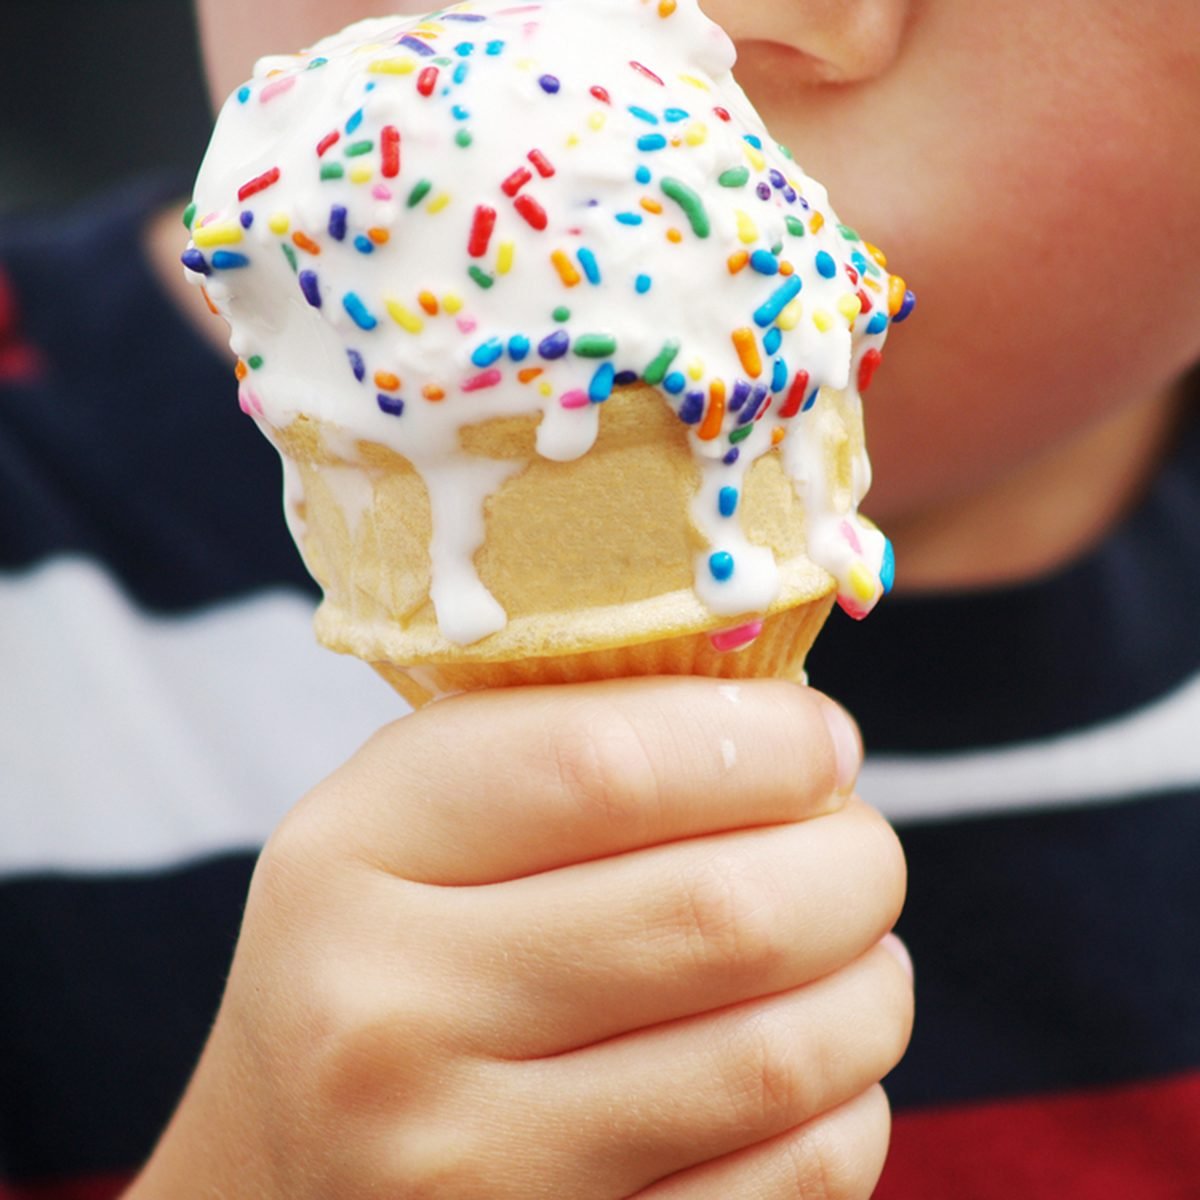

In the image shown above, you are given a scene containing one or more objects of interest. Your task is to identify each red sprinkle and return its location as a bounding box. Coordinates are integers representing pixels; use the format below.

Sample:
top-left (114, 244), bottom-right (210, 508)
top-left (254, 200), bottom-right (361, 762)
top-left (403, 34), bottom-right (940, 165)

top-left (590, 85), bottom-right (611, 104)
top-left (858, 349), bottom-right (884, 392)
top-left (527, 149), bottom-right (556, 178)
top-left (417, 66), bottom-right (439, 97)
top-left (316, 130), bottom-right (340, 157)
top-left (780, 369), bottom-right (810, 419)
top-left (630, 60), bottom-right (665, 85)
top-left (381, 126), bottom-right (401, 178)
top-left (462, 368), bottom-right (502, 393)
top-left (713, 106), bottom-right (732, 122)
top-left (857, 288), bottom-right (872, 313)
top-left (468, 205), bottom-right (498, 258)
top-left (501, 166), bottom-right (533, 196)
top-left (237, 167), bottom-right (281, 202)
top-left (846, 265), bottom-right (859, 285)
top-left (514, 193), bottom-right (549, 231)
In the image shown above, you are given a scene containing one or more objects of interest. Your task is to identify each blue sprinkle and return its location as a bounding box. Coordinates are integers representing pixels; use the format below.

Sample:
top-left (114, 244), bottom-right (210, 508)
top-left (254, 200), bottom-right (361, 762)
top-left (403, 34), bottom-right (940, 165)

top-left (453, 62), bottom-right (469, 84)
top-left (354, 235), bottom-right (375, 255)
top-left (635, 165), bottom-right (652, 184)
top-left (538, 330), bottom-right (571, 359)
top-left (239, 211), bottom-right (255, 229)
top-left (763, 327), bottom-right (783, 356)
top-left (866, 312), bottom-right (888, 335)
top-left (577, 247), bottom-right (601, 284)
top-left (236, 85), bottom-right (251, 104)
top-left (451, 103), bottom-right (470, 120)
top-left (365, 82), bottom-right (376, 92)
top-left (637, 133), bottom-right (668, 152)
top-left (377, 393), bottom-right (406, 416)
top-left (635, 274), bottom-right (652, 294)
top-left (664, 107), bottom-right (690, 122)
top-left (486, 39), bottom-right (505, 54)
top-left (616, 212), bottom-right (644, 226)
top-left (851, 251), bottom-right (870, 273)
top-left (343, 292), bottom-right (377, 330)
top-left (802, 387), bottom-right (819, 412)
top-left (328, 205), bottom-right (348, 241)
top-left (744, 134), bottom-right (763, 150)
top-left (211, 250), bottom-right (249, 270)
top-left (443, 10), bottom-right (487, 19)
top-left (347, 349), bottom-right (365, 382)
top-left (771, 358), bottom-right (788, 393)
top-left (346, 108), bottom-right (364, 135)
top-left (749, 249), bottom-right (779, 276)
top-left (471, 339), bottom-right (505, 368)
top-left (723, 448), bottom-right (740, 466)
top-left (180, 248), bottom-right (210, 276)
top-left (709, 552), bottom-right (735, 582)
top-left (756, 182), bottom-right (772, 202)
top-left (298, 270), bottom-right (321, 307)
top-left (753, 276), bottom-right (804, 328)
top-left (718, 487), bottom-right (739, 518)
top-left (456, 41), bottom-right (475, 55)
top-left (816, 251), bottom-right (837, 279)
top-left (663, 371), bottom-right (687, 395)
top-left (881, 538), bottom-right (896, 594)
top-left (399, 34), bottom-right (436, 56)
top-left (729, 381), bottom-right (752, 412)
top-left (679, 392), bottom-right (705, 424)
top-left (628, 105), bottom-right (659, 124)
top-left (539, 74), bottom-right (561, 94)
top-left (589, 362), bottom-right (616, 403)
top-left (507, 335), bottom-right (531, 362)
top-left (614, 370), bottom-right (639, 386)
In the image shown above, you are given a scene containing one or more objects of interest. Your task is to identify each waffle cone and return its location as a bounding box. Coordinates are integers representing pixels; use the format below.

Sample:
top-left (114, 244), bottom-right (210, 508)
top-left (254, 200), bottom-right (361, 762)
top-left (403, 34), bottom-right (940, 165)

top-left (271, 383), bottom-right (861, 706)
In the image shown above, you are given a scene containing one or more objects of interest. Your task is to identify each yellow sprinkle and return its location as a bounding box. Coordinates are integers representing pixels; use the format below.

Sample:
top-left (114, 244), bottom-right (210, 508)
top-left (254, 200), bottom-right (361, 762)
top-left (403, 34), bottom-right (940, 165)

top-left (427, 193), bottom-right (451, 214)
top-left (685, 122), bottom-right (708, 146)
top-left (743, 142), bottom-right (766, 172)
top-left (539, 381), bottom-right (554, 397)
top-left (588, 111), bottom-right (607, 131)
top-left (813, 310), bottom-right (834, 333)
top-left (810, 212), bottom-right (826, 234)
top-left (658, 0), bottom-right (677, 15)
top-left (687, 359), bottom-right (704, 381)
top-left (566, 134), bottom-right (580, 148)
top-left (192, 221), bottom-right (243, 248)
top-left (641, 197), bottom-right (664, 214)
top-left (838, 294), bottom-right (863, 323)
top-left (385, 298), bottom-right (424, 334)
top-left (679, 73), bottom-right (711, 91)
top-left (368, 58), bottom-right (416, 75)
top-left (849, 563), bottom-right (878, 603)
top-left (496, 241), bottom-right (515, 276)
top-left (864, 276), bottom-right (882, 293)
top-left (350, 166), bottom-right (373, 184)
top-left (735, 210), bottom-right (759, 245)
top-left (551, 249), bottom-right (582, 287)
top-left (267, 213), bottom-right (290, 235)
top-left (516, 57), bottom-right (535, 71)
top-left (865, 241), bottom-right (889, 269)
top-left (778, 298), bottom-right (803, 331)
top-left (442, 293), bottom-right (464, 315)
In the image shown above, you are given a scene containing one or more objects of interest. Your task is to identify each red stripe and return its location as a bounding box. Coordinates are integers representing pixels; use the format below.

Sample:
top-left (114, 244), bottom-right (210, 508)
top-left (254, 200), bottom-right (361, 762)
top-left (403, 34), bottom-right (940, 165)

top-left (878, 1070), bottom-right (1200, 1199)
top-left (0, 1173), bottom-right (133, 1200)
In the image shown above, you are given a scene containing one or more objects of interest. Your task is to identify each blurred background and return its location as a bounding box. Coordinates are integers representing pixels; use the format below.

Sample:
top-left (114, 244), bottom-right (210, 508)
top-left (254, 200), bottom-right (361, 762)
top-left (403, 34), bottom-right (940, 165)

top-left (1, 0), bottom-right (212, 216)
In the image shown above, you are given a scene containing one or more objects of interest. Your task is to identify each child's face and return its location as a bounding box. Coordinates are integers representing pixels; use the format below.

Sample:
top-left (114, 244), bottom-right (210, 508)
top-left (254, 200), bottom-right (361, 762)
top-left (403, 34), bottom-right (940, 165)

top-left (198, 0), bottom-right (1200, 523)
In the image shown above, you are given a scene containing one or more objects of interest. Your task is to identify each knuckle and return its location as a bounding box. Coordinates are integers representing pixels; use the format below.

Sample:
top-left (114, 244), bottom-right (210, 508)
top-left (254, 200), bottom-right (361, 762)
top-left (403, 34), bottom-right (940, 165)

top-left (720, 1009), bottom-right (811, 1133)
top-left (780, 1088), bottom-right (892, 1200)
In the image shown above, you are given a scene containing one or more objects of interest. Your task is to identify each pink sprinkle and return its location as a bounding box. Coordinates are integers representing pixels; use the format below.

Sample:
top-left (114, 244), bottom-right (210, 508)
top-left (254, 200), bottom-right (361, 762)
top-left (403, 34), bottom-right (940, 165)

top-left (837, 595), bottom-right (872, 622)
top-left (630, 60), bottom-right (665, 86)
top-left (259, 76), bottom-right (296, 104)
top-left (462, 369), bottom-right (502, 393)
top-left (372, 184), bottom-right (393, 200)
top-left (710, 620), bottom-right (764, 654)
top-left (457, 316), bottom-right (478, 334)
top-left (238, 385), bottom-right (264, 416)
top-left (840, 519), bottom-right (864, 555)
top-left (559, 390), bottom-right (589, 409)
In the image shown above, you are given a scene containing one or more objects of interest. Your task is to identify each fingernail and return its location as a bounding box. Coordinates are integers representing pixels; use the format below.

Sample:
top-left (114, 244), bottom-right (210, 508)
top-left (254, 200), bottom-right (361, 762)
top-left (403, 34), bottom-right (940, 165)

top-left (880, 932), bottom-right (914, 980)
top-left (820, 700), bottom-right (862, 796)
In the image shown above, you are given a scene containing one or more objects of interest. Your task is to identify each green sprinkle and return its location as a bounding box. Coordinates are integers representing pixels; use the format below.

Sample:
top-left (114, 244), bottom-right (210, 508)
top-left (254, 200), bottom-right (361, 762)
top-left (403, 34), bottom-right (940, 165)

top-left (181, 202), bottom-right (197, 231)
top-left (247, 355), bottom-right (264, 370)
top-left (778, 143), bottom-right (795, 161)
top-left (838, 224), bottom-right (861, 242)
top-left (642, 339), bottom-right (681, 385)
top-left (320, 162), bottom-right (345, 181)
top-left (281, 242), bottom-right (298, 273)
top-left (661, 177), bottom-right (710, 238)
top-left (468, 265), bottom-right (495, 289)
top-left (573, 333), bottom-right (617, 358)
top-left (729, 423), bottom-right (755, 445)
top-left (345, 139), bottom-right (374, 157)
top-left (553, 305), bottom-right (571, 322)
top-left (455, 129), bottom-right (473, 148)
top-left (433, 56), bottom-right (454, 66)
top-left (771, 241), bottom-right (784, 256)
top-left (785, 216), bottom-right (807, 238)
top-left (717, 166), bottom-right (750, 188)
top-left (407, 179), bottom-right (433, 208)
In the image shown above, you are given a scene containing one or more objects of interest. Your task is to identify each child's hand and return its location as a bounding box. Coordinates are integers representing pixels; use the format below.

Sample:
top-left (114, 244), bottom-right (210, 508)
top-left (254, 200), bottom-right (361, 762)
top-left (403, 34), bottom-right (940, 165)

top-left (129, 678), bottom-right (911, 1200)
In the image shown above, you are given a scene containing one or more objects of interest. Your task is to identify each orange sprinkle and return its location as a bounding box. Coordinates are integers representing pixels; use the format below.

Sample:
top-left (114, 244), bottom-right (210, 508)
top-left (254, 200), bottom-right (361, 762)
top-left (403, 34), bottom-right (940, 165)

top-left (422, 384), bottom-right (446, 402)
top-left (368, 227), bottom-right (390, 245)
top-left (727, 250), bottom-right (750, 274)
top-left (374, 371), bottom-right (401, 391)
top-left (418, 291), bottom-right (439, 315)
top-left (292, 231), bottom-right (321, 255)
top-left (809, 212), bottom-right (825, 235)
top-left (199, 285), bottom-right (219, 316)
top-left (888, 275), bottom-right (909, 317)
top-left (551, 249), bottom-right (582, 287)
top-left (732, 327), bottom-right (763, 378)
top-left (866, 241), bottom-right (889, 269)
top-left (666, 227), bottom-right (683, 243)
top-left (234, 360), bottom-right (248, 381)
top-left (517, 367), bottom-right (544, 384)
top-left (698, 380), bottom-right (726, 441)
top-left (779, 261), bottom-right (795, 276)
top-left (772, 426), bottom-right (787, 446)
top-left (641, 197), bottom-right (664, 214)
top-left (658, 0), bottom-right (677, 14)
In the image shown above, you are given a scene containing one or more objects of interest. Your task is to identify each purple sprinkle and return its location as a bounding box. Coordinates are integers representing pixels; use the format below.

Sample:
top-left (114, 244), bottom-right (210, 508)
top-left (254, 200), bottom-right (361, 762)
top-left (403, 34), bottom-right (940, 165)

top-left (328, 205), bottom-right (348, 241)
top-left (539, 74), bottom-right (561, 94)
top-left (729, 380), bottom-right (752, 412)
top-left (769, 169), bottom-right (787, 189)
top-left (784, 186), bottom-right (797, 203)
top-left (614, 370), bottom-right (639, 386)
top-left (399, 34), bottom-right (436, 56)
top-left (723, 448), bottom-right (741, 466)
top-left (298, 270), bottom-right (322, 308)
top-left (239, 211), bottom-right (254, 229)
top-left (756, 182), bottom-right (772, 202)
top-left (180, 248), bottom-right (210, 276)
top-left (679, 392), bottom-right (705, 424)
top-left (538, 329), bottom-right (571, 359)
top-left (347, 348), bottom-right (365, 382)
top-left (442, 10), bottom-right (487, 19)
top-left (377, 393), bottom-right (406, 415)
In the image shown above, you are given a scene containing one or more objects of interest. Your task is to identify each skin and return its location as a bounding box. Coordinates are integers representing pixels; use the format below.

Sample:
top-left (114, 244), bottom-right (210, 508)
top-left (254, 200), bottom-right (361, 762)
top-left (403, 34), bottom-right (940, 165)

top-left (131, 1), bottom-right (1200, 1195)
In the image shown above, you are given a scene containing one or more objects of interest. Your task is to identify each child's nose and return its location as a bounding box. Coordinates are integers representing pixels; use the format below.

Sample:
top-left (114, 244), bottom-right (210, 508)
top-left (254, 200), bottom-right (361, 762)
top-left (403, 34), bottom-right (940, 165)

top-left (713, 0), bottom-right (910, 85)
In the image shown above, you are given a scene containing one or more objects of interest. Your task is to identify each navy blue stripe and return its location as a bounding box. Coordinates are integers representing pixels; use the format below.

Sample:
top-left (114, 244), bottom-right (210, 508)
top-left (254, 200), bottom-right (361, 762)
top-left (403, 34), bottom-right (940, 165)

top-left (0, 178), bottom-right (315, 613)
top-left (887, 785), bottom-right (1200, 1109)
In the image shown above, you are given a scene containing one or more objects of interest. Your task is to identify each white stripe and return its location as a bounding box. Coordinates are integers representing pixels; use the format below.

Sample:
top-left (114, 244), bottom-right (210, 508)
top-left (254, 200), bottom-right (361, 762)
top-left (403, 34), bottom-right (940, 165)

top-left (1, 558), bottom-right (403, 875)
top-left (861, 669), bottom-right (1200, 824)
